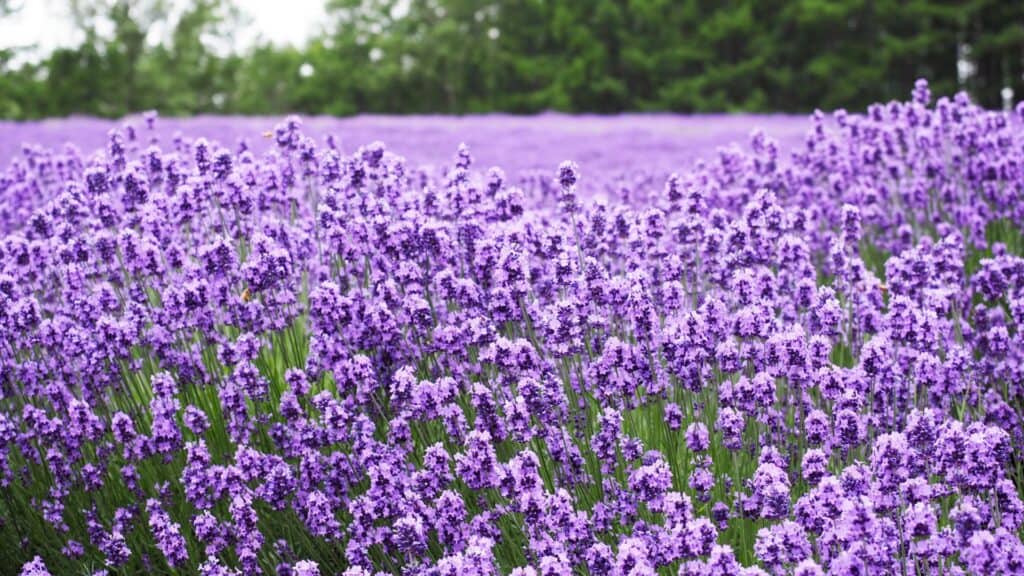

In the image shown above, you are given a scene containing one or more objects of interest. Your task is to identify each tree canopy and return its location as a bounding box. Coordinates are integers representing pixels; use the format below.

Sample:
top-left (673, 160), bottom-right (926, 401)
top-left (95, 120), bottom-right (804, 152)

top-left (1, 0), bottom-right (1021, 118)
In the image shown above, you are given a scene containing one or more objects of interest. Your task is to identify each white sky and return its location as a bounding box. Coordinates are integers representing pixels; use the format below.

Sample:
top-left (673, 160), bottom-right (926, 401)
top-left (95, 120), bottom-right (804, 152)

top-left (0, 0), bottom-right (327, 64)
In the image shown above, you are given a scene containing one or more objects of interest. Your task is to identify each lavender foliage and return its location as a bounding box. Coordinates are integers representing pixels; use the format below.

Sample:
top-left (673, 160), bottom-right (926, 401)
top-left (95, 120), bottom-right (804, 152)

top-left (1, 81), bottom-right (1024, 575)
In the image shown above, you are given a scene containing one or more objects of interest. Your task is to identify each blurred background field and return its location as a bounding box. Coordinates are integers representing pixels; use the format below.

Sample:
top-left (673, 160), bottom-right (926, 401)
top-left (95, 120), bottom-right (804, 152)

top-left (0, 113), bottom-right (808, 173)
top-left (0, 0), bottom-right (1022, 120)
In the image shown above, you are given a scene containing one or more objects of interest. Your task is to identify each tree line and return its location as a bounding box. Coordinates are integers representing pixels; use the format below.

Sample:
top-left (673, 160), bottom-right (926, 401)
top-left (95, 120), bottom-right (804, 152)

top-left (1, 0), bottom-right (1022, 119)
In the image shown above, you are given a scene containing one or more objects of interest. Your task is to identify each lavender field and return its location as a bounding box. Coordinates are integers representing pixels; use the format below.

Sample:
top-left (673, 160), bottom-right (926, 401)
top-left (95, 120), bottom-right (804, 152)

top-left (0, 113), bottom-right (808, 183)
top-left (2, 81), bottom-right (1024, 575)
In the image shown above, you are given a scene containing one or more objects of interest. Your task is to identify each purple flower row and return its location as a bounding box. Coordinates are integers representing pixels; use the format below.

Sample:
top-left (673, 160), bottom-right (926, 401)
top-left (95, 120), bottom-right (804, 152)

top-left (2, 80), bottom-right (1024, 575)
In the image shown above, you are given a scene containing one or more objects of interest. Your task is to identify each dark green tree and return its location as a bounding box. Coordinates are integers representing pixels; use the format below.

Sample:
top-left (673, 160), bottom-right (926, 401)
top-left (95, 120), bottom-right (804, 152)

top-left (0, 0), bottom-right (1021, 118)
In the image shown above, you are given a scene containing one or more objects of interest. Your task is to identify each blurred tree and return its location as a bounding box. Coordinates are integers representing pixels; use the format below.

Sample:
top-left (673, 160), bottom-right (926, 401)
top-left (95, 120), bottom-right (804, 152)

top-left (0, 0), bottom-right (1021, 118)
top-left (149, 0), bottom-right (245, 114)
top-left (961, 0), bottom-right (1024, 109)
top-left (2, 0), bottom-right (241, 118)
top-left (65, 0), bottom-right (167, 114)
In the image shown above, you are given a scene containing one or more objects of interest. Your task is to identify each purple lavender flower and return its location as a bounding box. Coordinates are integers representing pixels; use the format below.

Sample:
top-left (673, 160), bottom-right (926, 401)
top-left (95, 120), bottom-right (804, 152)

top-left (664, 403), bottom-right (684, 431)
top-left (556, 160), bottom-right (580, 214)
top-left (752, 462), bottom-right (791, 519)
top-left (146, 498), bottom-right (189, 567)
top-left (456, 430), bottom-right (499, 490)
top-left (19, 557), bottom-right (51, 576)
top-left (685, 422), bottom-right (710, 452)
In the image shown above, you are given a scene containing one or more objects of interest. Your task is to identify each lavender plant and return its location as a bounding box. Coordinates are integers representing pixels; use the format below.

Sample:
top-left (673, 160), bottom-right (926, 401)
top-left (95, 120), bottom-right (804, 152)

top-left (1, 80), bottom-right (1023, 576)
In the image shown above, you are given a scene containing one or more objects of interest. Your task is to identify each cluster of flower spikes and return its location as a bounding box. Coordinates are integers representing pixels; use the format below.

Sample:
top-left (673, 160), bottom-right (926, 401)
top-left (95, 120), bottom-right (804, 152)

top-left (2, 80), bottom-right (1024, 576)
